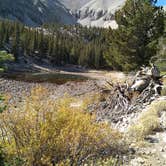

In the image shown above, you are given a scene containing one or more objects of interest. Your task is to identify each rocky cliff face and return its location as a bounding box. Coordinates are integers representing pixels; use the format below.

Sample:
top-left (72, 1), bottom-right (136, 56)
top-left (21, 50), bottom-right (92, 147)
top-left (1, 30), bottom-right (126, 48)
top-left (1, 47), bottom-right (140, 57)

top-left (0, 0), bottom-right (76, 26)
top-left (74, 0), bottom-right (125, 28)
top-left (61, 0), bottom-right (90, 11)
top-left (1, 0), bottom-right (164, 28)
top-left (0, 0), bottom-right (125, 28)
top-left (61, 0), bottom-right (125, 28)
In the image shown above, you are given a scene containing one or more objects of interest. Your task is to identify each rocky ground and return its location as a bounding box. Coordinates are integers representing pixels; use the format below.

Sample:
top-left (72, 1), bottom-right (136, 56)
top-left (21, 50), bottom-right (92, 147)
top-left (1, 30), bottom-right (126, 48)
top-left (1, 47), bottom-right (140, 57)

top-left (0, 78), bottom-right (101, 105)
top-left (130, 131), bottom-right (166, 166)
top-left (0, 63), bottom-right (128, 105)
top-left (0, 69), bottom-right (166, 166)
top-left (129, 97), bottom-right (166, 166)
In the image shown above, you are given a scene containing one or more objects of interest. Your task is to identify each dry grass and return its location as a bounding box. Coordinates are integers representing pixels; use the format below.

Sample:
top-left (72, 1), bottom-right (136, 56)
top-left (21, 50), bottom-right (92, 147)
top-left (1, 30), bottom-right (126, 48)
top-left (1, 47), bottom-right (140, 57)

top-left (0, 86), bottom-right (124, 166)
top-left (163, 77), bottom-right (166, 85)
top-left (128, 101), bottom-right (166, 141)
top-left (161, 76), bottom-right (166, 96)
top-left (105, 72), bottom-right (130, 84)
top-left (161, 86), bottom-right (166, 96)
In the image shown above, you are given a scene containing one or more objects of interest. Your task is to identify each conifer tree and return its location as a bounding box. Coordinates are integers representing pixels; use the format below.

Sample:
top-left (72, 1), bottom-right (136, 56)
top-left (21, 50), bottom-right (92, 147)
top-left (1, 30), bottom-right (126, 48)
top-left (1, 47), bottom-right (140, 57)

top-left (0, 19), bottom-right (110, 69)
top-left (105, 0), bottom-right (164, 71)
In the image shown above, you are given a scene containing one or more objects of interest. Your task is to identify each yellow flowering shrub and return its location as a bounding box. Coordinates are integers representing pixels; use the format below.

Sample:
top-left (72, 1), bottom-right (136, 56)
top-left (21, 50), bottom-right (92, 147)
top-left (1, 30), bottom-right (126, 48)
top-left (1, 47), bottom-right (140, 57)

top-left (0, 87), bottom-right (123, 166)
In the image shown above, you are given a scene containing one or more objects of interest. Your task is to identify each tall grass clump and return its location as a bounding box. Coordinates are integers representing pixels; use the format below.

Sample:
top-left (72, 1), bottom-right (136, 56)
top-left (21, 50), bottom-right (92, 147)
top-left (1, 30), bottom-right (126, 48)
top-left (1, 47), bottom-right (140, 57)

top-left (0, 87), bottom-right (125, 166)
top-left (161, 77), bottom-right (166, 96)
top-left (128, 101), bottom-right (166, 142)
top-left (161, 86), bottom-right (166, 96)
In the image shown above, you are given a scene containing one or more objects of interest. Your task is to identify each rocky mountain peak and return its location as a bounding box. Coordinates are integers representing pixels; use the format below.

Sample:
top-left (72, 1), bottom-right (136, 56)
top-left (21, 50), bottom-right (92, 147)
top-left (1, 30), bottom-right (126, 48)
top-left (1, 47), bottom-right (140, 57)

top-left (62, 0), bottom-right (126, 28)
top-left (0, 0), bottom-right (126, 28)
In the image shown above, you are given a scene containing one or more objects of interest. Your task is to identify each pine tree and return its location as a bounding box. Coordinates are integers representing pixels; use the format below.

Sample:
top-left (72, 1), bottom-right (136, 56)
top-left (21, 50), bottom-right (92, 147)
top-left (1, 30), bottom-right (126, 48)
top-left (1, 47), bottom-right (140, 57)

top-left (0, 19), bottom-right (111, 69)
top-left (11, 22), bottom-right (21, 60)
top-left (105, 0), bottom-right (164, 71)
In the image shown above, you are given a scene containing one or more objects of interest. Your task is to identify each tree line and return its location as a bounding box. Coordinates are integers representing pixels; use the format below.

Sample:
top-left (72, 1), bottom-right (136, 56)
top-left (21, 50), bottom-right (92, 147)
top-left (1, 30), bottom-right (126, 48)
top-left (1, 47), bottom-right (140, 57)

top-left (0, 0), bottom-right (165, 71)
top-left (0, 20), bottom-right (108, 69)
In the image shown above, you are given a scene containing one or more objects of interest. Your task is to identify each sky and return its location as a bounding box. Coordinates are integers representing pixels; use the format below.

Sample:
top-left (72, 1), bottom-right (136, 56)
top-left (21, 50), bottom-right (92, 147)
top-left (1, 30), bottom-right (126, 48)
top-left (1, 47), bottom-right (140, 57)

top-left (156, 0), bottom-right (166, 6)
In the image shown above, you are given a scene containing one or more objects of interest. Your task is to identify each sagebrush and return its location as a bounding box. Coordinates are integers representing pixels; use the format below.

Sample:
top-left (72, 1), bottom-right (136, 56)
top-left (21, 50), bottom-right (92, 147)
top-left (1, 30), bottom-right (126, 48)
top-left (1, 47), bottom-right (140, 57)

top-left (0, 87), bottom-right (125, 166)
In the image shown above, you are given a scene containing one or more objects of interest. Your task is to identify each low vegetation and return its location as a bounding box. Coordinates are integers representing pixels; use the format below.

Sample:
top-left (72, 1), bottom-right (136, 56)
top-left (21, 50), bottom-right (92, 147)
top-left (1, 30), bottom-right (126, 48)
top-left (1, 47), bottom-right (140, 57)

top-left (0, 51), bottom-right (14, 72)
top-left (0, 20), bottom-right (108, 69)
top-left (128, 101), bottom-right (166, 142)
top-left (162, 76), bottom-right (166, 95)
top-left (0, 87), bottom-right (127, 166)
top-left (161, 86), bottom-right (166, 96)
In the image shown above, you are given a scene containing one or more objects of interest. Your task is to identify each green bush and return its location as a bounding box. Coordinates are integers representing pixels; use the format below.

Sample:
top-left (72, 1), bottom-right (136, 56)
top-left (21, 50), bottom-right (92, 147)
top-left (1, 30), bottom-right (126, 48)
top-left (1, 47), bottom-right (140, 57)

top-left (0, 51), bottom-right (14, 62)
top-left (0, 51), bottom-right (14, 72)
top-left (0, 96), bottom-right (7, 113)
top-left (0, 147), bottom-right (5, 166)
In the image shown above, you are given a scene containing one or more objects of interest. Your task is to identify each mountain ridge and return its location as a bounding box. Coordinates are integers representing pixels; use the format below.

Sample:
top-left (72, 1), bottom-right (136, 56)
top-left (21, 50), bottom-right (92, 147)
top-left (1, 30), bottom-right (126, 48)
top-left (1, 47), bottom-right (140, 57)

top-left (74, 0), bottom-right (125, 28)
top-left (0, 0), bottom-right (165, 28)
top-left (0, 0), bottom-right (76, 26)
top-left (60, 0), bottom-right (125, 28)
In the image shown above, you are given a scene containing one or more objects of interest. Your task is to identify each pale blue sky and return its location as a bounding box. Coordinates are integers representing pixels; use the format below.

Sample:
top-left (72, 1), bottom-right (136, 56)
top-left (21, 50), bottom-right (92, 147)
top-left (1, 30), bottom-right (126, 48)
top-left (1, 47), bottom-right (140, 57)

top-left (156, 0), bottom-right (166, 6)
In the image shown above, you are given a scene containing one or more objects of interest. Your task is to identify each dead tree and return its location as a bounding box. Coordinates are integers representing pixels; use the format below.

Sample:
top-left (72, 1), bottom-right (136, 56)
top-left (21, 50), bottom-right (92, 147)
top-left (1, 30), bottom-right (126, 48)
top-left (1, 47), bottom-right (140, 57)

top-left (95, 65), bottom-right (164, 123)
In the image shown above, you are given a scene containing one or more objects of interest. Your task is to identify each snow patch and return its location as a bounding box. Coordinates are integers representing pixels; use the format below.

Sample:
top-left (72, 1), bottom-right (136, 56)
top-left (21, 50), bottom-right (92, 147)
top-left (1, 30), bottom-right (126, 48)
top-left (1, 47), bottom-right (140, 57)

top-left (75, 0), bottom-right (125, 28)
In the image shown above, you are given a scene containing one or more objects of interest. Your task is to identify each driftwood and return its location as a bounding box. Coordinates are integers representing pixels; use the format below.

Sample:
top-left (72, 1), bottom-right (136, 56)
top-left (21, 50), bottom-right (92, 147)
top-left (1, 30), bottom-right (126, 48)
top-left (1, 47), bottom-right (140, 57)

top-left (95, 65), bottom-right (164, 123)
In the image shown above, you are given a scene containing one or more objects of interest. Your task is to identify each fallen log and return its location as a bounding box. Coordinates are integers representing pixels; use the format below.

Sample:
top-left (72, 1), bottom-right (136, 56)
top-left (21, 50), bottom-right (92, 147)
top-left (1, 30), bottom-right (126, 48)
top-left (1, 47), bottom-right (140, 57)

top-left (94, 65), bottom-right (164, 123)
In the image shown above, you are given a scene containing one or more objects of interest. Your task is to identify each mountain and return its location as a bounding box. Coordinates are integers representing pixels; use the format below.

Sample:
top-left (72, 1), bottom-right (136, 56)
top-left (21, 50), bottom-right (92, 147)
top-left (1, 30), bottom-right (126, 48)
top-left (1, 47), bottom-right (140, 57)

top-left (0, 0), bottom-right (76, 26)
top-left (0, 0), bottom-right (125, 28)
top-left (62, 0), bottom-right (126, 28)
top-left (76, 0), bottom-right (125, 28)
top-left (61, 0), bottom-right (90, 11)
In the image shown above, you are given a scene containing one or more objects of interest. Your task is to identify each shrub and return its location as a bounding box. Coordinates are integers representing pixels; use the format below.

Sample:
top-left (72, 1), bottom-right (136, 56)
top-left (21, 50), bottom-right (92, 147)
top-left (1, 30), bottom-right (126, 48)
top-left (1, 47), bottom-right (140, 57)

top-left (0, 51), bottom-right (14, 62)
top-left (0, 147), bottom-right (5, 166)
top-left (0, 51), bottom-right (14, 72)
top-left (0, 87), bottom-right (124, 166)
top-left (128, 101), bottom-right (166, 141)
top-left (0, 95), bottom-right (8, 113)
top-left (152, 101), bottom-right (166, 114)
top-left (128, 114), bottom-right (160, 140)
top-left (161, 86), bottom-right (166, 96)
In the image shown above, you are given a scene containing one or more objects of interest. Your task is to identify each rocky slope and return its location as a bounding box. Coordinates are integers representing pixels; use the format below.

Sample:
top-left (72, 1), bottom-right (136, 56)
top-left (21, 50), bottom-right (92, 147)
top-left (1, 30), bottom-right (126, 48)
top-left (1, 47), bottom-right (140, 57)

top-left (75, 0), bottom-right (125, 28)
top-left (0, 0), bottom-right (125, 28)
top-left (0, 0), bottom-right (76, 26)
top-left (0, 0), bottom-right (164, 28)
top-left (61, 0), bottom-right (126, 28)
top-left (128, 97), bottom-right (166, 166)
top-left (61, 0), bottom-right (125, 28)
top-left (61, 0), bottom-right (90, 11)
